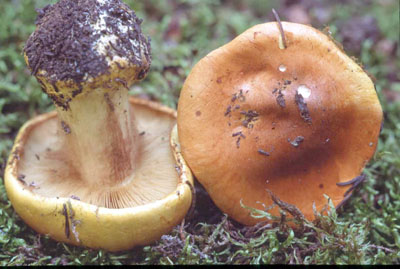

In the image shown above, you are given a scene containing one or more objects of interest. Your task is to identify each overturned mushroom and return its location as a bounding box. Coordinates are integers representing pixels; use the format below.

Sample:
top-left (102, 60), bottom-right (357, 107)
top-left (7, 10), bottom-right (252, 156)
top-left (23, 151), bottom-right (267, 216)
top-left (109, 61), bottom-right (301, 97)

top-left (4, 0), bottom-right (193, 251)
top-left (177, 22), bottom-right (382, 225)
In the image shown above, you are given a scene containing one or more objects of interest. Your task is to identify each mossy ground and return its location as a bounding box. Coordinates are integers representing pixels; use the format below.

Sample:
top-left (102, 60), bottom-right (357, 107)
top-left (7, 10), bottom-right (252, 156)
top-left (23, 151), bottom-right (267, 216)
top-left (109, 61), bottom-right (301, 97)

top-left (1, 0), bottom-right (399, 265)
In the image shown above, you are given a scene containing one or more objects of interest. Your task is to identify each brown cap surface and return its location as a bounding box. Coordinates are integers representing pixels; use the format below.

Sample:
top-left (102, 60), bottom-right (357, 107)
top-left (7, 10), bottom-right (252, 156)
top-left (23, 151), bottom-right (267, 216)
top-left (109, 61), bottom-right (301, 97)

top-left (177, 22), bottom-right (383, 225)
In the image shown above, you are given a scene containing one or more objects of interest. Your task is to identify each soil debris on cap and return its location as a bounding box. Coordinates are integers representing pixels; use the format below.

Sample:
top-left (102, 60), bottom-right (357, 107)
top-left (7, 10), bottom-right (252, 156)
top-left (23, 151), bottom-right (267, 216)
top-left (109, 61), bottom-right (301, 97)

top-left (276, 90), bottom-right (286, 108)
top-left (231, 89), bottom-right (246, 103)
top-left (258, 149), bottom-right (270, 156)
top-left (237, 89), bottom-right (246, 102)
top-left (283, 80), bottom-right (291, 85)
top-left (294, 92), bottom-right (312, 123)
top-left (232, 131), bottom-right (245, 138)
top-left (24, 0), bottom-right (151, 94)
top-left (288, 136), bottom-right (304, 147)
top-left (224, 105), bottom-right (232, 116)
top-left (272, 79), bottom-right (292, 108)
top-left (236, 137), bottom-right (241, 148)
top-left (240, 110), bottom-right (259, 128)
top-left (231, 94), bottom-right (238, 102)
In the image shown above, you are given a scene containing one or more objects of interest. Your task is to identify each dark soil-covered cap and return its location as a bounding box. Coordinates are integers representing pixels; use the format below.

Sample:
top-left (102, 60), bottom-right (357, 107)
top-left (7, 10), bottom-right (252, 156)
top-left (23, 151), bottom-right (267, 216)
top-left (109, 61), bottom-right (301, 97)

top-left (24, 0), bottom-right (151, 88)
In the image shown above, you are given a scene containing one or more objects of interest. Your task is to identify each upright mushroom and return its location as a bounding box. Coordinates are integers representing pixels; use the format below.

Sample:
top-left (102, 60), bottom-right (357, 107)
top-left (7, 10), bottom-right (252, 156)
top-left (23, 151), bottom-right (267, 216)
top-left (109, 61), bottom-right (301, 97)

top-left (4, 0), bottom-right (193, 251)
top-left (177, 22), bottom-right (383, 225)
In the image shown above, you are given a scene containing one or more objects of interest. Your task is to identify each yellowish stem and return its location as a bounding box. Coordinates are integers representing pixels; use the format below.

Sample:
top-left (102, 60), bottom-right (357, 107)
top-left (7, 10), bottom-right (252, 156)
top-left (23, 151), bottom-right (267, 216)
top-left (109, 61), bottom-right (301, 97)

top-left (56, 88), bottom-right (138, 187)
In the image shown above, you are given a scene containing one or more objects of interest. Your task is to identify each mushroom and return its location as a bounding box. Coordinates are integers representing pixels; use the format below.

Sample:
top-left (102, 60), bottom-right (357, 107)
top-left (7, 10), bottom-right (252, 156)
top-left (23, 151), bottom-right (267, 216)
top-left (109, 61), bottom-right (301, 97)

top-left (177, 22), bottom-right (383, 225)
top-left (4, 0), bottom-right (193, 251)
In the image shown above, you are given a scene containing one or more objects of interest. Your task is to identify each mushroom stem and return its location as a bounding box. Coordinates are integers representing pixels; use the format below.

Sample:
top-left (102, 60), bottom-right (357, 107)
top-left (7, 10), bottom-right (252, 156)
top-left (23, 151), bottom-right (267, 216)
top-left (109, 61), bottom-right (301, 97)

top-left (56, 87), bottom-right (138, 187)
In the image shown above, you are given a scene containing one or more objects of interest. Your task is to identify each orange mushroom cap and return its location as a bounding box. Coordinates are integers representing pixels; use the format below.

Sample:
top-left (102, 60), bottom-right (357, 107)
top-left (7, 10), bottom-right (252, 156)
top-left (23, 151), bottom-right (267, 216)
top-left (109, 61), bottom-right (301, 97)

top-left (177, 22), bottom-right (383, 225)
